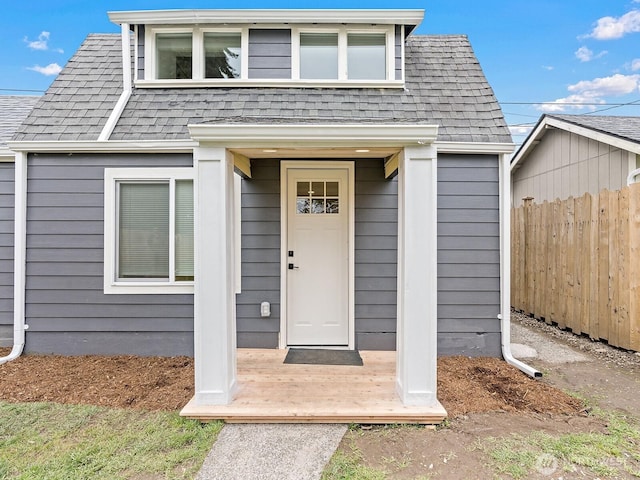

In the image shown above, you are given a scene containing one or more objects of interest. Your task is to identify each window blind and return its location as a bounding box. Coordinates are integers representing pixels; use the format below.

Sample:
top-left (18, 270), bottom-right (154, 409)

top-left (175, 180), bottom-right (194, 280)
top-left (118, 182), bottom-right (170, 279)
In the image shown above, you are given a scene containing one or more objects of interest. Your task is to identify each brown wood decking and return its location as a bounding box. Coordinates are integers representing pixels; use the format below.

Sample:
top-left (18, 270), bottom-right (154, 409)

top-left (180, 349), bottom-right (447, 424)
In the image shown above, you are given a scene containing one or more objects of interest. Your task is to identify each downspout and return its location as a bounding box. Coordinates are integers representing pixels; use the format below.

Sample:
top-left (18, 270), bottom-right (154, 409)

top-left (499, 152), bottom-right (541, 378)
top-left (98, 23), bottom-right (132, 142)
top-left (0, 151), bottom-right (28, 365)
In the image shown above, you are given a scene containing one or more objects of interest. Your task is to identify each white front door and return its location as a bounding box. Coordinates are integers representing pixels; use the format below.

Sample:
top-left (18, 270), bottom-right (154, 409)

top-left (285, 166), bottom-right (351, 346)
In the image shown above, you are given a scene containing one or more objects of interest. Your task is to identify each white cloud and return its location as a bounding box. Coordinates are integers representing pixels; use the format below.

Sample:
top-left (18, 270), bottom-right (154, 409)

top-left (28, 63), bottom-right (62, 76)
top-left (586, 9), bottom-right (640, 39)
top-left (631, 58), bottom-right (640, 71)
top-left (23, 31), bottom-right (63, 53)
top-left (24, 31), bottom-right (50, 50)
top-left (509, 125), bottom-right (534, 137)
top-left (575, 46), bottom-right (607, 62)
top-left (542, 65), bottom-right (554, 71)
top-left (535, 73), bottom-right (640, 112)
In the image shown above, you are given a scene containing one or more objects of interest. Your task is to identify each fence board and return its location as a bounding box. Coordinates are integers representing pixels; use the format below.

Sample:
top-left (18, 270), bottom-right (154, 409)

top-left (512, 186), bottom-right (639, 352)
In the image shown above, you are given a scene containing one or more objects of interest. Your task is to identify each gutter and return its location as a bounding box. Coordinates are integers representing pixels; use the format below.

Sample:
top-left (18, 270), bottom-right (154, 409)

top-left (499, 152), bottom-right (541, 378)
top-left (0, 152), bottom-right (28, 365)
top-left (98, 23), bottom-right (132, 142)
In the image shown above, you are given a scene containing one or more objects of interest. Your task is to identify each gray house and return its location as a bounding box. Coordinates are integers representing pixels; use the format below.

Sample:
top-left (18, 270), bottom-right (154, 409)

top-left (511, 114), bottom-right (640, 205)
top-left (4, 9), bottom-right (519, 412)
top-left (0, 95), bottom-right (39, 346)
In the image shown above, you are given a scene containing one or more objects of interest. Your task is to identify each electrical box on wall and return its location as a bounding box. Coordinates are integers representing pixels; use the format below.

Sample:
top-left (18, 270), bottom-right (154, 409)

top-left (260, 302), bottom-right (271, 317)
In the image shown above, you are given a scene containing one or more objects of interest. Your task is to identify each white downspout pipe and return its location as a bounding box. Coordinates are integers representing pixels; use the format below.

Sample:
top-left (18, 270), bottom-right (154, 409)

top-left (499, 152), bottom-right (541, 378)
top-left (0, 151), bottom-right (28, 365)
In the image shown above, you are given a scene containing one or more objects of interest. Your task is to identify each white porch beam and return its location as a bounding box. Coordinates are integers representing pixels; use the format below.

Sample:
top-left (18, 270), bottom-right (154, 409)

top-left (396, 145), bottom-right (439, 406)
top-left (193, 146), bottom-right (237, 405)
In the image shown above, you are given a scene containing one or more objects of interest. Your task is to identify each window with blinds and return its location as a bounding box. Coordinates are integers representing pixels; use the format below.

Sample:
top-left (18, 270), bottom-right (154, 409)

top-left (116, 179), bottom-right (193, 282)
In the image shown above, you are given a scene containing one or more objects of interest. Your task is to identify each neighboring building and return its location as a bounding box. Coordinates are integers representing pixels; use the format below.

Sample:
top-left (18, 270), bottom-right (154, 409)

top-left (511, 114), bottom-right (640, 206)
top-left (6, 9), bottom-right (514, 409)
top-left (0, 96), bottom-right (40, 346)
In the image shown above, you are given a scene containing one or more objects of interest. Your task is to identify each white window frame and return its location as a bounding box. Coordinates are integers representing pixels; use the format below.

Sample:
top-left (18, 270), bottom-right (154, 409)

top-left (104, 167), bottom-right (195, 294)
top-left (145, 26), bottom-right (249, 81)
top-left (292, 25), bottom-right (394, 81)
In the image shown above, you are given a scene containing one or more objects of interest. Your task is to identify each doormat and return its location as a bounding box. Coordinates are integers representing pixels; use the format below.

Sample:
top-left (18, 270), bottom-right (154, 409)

top-left (284, 348), bottom-right (363, 366)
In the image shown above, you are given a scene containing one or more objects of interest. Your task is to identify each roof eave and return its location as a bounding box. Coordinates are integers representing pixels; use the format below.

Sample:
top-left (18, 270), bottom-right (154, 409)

top-left (107, 9), bottom-right (425, 28)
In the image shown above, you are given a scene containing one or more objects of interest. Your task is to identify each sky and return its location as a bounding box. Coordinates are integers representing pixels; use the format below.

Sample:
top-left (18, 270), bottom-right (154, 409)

top-left (1, 1), bottom-right (639, 144)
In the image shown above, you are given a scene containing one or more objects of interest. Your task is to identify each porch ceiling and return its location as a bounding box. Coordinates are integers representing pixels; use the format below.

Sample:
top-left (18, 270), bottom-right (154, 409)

top-left (230, 146), bottom-right (401, 159)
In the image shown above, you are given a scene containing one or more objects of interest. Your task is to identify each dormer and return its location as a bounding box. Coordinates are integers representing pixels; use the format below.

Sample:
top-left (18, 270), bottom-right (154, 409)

top-left (108, 9), bottom-right (424, 88)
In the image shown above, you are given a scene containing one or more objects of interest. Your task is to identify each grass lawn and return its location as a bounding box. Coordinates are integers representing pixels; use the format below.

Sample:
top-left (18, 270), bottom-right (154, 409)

top-left (0, 401), bottom-right (222, 480)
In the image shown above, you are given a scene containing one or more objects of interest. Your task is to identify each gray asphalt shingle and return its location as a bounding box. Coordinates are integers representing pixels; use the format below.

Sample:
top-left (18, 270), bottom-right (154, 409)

top-left (0, 96), bottom-right (40, 151)
top-left (14, 33), bottom-right (511, 144)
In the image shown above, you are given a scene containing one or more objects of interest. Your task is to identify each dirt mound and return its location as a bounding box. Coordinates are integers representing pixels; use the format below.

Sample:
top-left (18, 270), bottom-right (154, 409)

top-left (0, 349), bottom-right (583, 416)
top-left (438, 356), bottom-right (582, 417)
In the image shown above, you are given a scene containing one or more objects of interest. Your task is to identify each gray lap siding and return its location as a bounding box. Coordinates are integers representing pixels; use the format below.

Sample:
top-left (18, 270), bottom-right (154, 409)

top-left (20, 153), bottom-right (501, 356)
top-left (437, 154), bottom-right (501, 356)
top-left (24, 153), bottom-right (194, 356)
top-left (0, 163), bottom-right (14, 346)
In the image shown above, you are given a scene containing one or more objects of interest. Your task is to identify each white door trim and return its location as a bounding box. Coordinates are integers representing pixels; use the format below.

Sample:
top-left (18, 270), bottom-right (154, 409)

top-left (279, 161), bottom-right (355, 349)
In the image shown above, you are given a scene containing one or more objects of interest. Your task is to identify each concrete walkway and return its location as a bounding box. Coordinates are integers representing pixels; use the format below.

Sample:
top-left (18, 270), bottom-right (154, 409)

top-left (195, 423), bottom-right (347, 480)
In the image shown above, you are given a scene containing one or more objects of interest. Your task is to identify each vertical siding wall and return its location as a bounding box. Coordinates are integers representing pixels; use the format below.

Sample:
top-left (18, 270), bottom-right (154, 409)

top-left (136, 25), bottom-right (145, 80)
top-left (394, 26), bottom-right (403, 80)
top-left (24, 154), bottom-right (194, 356)
top-left (248, 29), bottom-right (292, 79)
top-left (354, 160), bottom-right (398, 350)
top-left (512, 129), bottom-right (633, 206)
top-left (437, 154), bottom-right (501, 356)
top-left (0, 163), bottom-right (14, 346)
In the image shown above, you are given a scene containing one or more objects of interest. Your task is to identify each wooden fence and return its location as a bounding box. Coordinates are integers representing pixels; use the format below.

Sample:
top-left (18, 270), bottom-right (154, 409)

top-left (511, 183), bottom-right (640, 351)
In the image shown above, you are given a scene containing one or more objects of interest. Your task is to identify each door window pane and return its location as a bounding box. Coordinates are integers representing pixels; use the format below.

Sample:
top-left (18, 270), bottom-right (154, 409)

top-left (175, 180), bottom-right (194, 281)
top-left (347, 33), bottom-right (386, 80)
top-left (119, 183), bottom-right (170, 278)
top-left (300, 33), bottom-right (338, 79)
top-left (204, 32), bottom-right (241, 79)
top-left (157, 33), bottom-right (192, 79)
top-left (295, 181), bottom-right (340, 215)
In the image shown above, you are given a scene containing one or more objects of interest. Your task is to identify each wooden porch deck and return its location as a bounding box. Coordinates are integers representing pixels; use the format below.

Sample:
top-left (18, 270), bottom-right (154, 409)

top-left (180, 349), bottom-right (447, 424)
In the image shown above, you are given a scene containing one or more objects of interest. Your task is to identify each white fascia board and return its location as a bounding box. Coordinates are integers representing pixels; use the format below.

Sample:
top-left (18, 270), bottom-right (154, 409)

top-left (7, 140), bottom-right (197, 153)
top-left (188, 124), bottom-right (438, 148)
top-left (108, 9), bottom-right (424, 28)
top-left (435, 141), bottom-right (515, 155)
top-left (510, 117), bottom-right (547, 171)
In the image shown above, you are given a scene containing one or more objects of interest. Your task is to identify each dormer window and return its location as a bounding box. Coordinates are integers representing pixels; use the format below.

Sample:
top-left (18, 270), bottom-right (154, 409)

top-left (347, 33), bottom-right (386, 80)
top-left (300, 33), bottom-right (338, 80)
top-left (293, 26), bottom-right (393, 81)
top-left (204, 32), bottom-right (241, 79)
top-left (156, 32), bottom-right (192, 79)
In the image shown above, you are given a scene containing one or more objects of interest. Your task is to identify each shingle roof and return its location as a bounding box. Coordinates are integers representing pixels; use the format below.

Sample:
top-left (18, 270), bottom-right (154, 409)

top-left (549, 114), bottom-right (640, 144)
top-left (0, 95), bottom-right (40, 152)
top-left (15, 33), bottom-right (511, 144)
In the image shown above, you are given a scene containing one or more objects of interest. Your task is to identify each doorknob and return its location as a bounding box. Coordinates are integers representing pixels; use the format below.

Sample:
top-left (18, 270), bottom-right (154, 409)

top-left (288, 263), bottom-right (299, 270)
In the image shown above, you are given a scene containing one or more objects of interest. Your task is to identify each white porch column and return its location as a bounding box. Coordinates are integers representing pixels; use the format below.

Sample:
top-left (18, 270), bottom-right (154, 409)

top-left (193, 146), bottom-right (237, 405)
top-left (396, 145), bottom-right (438, 406)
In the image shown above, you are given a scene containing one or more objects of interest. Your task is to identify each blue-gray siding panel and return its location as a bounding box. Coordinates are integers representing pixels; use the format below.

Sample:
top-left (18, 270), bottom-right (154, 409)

top-left (437, 154), bottom-right (501, 356)
top-left (25, 153), bottom-right (194, 356)
top-left (0, 163), bottom-right (14, 332)
top-left (137, 25), bottom-right (145, 80)
top-left (354, 160), bottom-right (398, 350)
top-left (395, 25), bottom-right (402, 80)
top-left (236, 159), bottom-right (281, 348)
top-left (248, 29), bottom-right (292, 79)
